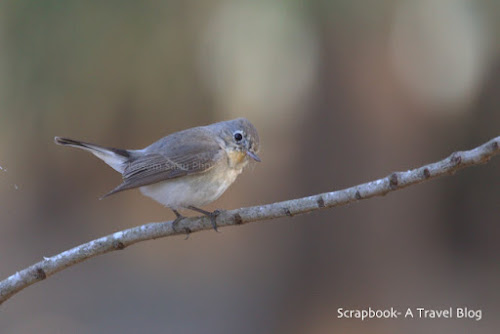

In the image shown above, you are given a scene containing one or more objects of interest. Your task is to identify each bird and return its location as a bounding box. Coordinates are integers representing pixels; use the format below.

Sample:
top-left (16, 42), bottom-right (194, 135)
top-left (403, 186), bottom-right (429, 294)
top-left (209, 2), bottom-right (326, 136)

top-left (54, 118), bottom-right (260, 231)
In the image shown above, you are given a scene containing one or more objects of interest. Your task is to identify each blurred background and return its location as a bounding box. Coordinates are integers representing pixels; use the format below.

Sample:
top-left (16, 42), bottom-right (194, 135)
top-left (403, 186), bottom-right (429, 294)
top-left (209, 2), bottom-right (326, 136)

top-left (0, 0), bottom-right (499, 333)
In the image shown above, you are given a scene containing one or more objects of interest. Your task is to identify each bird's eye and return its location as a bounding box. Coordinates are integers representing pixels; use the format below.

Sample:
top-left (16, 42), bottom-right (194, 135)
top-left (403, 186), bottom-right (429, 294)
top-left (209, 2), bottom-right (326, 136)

top-left (234, 132), bottom-right (243, 142)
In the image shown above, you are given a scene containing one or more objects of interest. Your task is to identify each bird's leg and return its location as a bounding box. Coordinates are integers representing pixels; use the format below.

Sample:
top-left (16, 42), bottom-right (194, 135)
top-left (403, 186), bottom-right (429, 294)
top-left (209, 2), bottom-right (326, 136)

top-left (171, 209), bottom-right (191, 238)
top-left (187, 206), bottom-right (221, 232)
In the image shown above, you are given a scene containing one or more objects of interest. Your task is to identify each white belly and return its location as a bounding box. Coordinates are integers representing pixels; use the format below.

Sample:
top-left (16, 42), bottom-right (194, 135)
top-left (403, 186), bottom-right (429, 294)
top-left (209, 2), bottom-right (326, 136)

top-left (139, 166), bottom-right (242, 209)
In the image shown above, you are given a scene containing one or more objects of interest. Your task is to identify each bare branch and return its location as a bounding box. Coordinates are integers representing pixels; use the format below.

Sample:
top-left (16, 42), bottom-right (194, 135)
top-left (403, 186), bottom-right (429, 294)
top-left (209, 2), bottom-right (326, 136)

top-left (1, 136), bottom-right (499, 305)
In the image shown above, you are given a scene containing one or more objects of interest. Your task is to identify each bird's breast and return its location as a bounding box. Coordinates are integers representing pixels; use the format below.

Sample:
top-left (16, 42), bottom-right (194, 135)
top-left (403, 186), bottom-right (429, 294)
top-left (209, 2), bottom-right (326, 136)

top-left (139, 161), bottom-right (243, 209)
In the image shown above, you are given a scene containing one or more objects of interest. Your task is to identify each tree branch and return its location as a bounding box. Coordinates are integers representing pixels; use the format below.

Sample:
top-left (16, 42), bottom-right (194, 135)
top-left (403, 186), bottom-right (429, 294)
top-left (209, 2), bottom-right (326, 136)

top-left (1, 136), bottom-right (499, 305)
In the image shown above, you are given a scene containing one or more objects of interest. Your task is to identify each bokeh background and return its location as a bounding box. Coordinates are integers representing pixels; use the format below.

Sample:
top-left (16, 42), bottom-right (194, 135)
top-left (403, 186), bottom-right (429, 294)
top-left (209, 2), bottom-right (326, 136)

top-left (1, 1), bottom-right (499, 333)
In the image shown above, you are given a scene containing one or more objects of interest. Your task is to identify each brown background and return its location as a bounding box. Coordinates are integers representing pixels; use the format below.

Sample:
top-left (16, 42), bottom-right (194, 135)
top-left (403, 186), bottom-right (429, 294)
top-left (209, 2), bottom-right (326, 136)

top-left (1, 1), bottom-right (499, 333)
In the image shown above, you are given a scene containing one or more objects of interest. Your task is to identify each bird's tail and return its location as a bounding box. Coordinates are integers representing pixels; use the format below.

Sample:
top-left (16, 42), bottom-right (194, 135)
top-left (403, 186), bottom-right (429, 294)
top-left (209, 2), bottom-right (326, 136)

top-left (54, 136), bottom-right (130, 173)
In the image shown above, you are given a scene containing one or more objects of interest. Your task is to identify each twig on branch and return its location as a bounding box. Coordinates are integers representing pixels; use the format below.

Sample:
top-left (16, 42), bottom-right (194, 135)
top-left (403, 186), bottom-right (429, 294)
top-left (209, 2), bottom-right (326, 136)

top-left (1, 136), bottom-right (499, 305)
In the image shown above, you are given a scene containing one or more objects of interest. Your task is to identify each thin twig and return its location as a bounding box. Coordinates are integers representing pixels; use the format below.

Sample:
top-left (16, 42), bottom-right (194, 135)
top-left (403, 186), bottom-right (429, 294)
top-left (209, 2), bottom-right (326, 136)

top-left (1, 136), bottom-right (499, 305)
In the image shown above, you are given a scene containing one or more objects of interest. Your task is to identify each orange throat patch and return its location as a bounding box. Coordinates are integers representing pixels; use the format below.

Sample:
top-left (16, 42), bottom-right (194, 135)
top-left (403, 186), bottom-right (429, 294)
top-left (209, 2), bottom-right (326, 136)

top-left (227, 150), bottom-right (247, 168)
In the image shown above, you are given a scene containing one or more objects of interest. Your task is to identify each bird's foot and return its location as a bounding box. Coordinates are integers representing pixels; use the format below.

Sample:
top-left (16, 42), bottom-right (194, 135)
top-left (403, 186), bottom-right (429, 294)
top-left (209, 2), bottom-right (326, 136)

top-left (187, 206), bottom-right (221, 232)
top-left (171, 209), bottom-right (191, 238)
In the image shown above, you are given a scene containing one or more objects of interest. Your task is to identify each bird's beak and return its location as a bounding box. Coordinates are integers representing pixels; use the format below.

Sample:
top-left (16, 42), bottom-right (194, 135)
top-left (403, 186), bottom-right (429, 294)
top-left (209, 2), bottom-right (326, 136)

top-left (246, 150), bottom-right (261, 162)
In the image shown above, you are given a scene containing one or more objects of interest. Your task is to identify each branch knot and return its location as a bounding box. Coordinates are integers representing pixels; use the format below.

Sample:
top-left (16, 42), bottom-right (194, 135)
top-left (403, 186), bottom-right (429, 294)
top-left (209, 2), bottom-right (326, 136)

top-left (389, 173), bottom-right (399, 189)
top-left (112, 240), bottom-right (125, 250)
top-left (35, 268), bottom-right (46, 280)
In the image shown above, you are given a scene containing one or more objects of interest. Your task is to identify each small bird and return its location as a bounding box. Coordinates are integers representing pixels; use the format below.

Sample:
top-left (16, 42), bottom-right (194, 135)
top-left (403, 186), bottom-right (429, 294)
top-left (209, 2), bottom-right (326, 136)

top-left (54, 118), bottom-right (260, 230)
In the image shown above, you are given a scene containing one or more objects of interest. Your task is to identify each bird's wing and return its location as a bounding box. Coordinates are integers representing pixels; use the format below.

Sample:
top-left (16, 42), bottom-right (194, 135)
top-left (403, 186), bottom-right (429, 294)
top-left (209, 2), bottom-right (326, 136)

top-left (103, 132), bottom-right (223, 197)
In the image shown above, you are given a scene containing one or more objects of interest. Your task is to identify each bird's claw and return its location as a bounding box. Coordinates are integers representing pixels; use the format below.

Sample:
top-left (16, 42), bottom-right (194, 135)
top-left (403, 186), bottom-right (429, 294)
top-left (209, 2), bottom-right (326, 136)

top-left (208, 209), bottom-right (221, 232)
top-left (171, 210), bottom-right (191, 238)
top-left (186, 206), bottom-right (222, 232)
